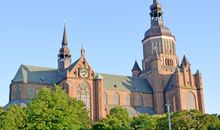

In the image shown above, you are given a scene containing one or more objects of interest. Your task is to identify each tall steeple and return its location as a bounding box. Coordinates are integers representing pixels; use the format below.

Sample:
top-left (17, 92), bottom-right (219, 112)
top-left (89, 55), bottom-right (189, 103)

top-left (58, 24), bottom-right (72, 71)
top-left (142, 0), bottom-right (178, 73)
top-left (62, 24), bottom-right (68, 47)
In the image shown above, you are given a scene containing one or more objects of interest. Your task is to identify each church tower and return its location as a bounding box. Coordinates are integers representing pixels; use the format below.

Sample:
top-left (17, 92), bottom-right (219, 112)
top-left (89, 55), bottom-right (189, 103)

top-left (58, 25), bottom-right (72, 70)
top-left (141, 0), bottom-right (179, 114)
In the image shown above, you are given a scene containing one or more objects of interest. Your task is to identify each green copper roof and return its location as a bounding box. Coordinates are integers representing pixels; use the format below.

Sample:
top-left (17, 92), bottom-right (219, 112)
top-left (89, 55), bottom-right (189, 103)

top-left (101, 73), bottom-right (153, 93)
top-left (13, 63), bottom-right (153, 94)
top-left (13, 65), bottom-right (58, 84)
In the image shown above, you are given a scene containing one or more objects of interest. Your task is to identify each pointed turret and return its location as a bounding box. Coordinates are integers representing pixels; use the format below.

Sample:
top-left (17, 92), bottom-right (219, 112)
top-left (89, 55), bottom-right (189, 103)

top-left (132, 61), bottom-right (141, 71)
top-left (58, 24), bottom-right (72, 71)
top-left (62, 24), bottom-right (68, 47)
top-left (81, 46), bottom-right (85, 58)
top-left (132, 61), bottom-right (141, 77)
top-left (180, 55), bottom-right (191, 67)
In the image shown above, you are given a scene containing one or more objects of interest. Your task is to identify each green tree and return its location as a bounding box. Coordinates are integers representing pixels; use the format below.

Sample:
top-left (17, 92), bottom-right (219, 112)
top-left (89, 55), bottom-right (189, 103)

top-left (130, 114), bottom-right (156, 130)
top-left (26, 85), bottom-right (90, 130)
top-left (0, 105), bottom-right (26, 130)
top-left (92, 106), bottom-right (131, 130)
top-left (197, 114), bottom-right (220, 130)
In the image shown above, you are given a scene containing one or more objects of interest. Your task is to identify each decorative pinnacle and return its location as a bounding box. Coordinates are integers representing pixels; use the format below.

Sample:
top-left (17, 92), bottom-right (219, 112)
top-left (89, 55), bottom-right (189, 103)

top-left (62, 24), bottom-right (68, 46)
top-left (81, 46), bottom-right (85, 58)
top-left (153, 0), bottom-right (158, 4)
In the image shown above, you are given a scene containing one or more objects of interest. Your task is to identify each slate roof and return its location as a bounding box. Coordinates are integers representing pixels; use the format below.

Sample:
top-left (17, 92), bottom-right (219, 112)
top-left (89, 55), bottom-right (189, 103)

top-left (12, 62), bottom-right (153, 94)
top-left (101, 74), bottom-right (153, 93)
top-left (143, 24), bottom-right (174, 41)
top-left (132, 61), bottom-right (141, 71)
top-left (164, 73), bottom-right (176, 92)
top-left (13, 65), bottom-right (58, 84)
top-left (4, 99), bottom-right (30, 109)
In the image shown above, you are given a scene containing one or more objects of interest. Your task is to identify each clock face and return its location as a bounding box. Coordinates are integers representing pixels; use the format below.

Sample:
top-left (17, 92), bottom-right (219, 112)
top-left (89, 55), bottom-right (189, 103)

top-left (79, 68), bottom-right (89, 78)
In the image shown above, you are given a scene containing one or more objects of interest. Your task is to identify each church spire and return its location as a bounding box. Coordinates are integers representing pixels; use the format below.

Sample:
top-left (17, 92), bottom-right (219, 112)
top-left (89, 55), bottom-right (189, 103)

top-left (62, 24), bottom-right (68, 47)
top-left (58, 24), bottom-right (72, 70)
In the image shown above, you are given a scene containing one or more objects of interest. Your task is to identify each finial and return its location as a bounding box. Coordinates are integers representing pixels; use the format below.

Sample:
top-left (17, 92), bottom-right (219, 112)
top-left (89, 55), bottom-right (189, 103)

top-left (153, 0), bottom-right (158, 4)
top-left (81, 45), bottom-right (85, 58)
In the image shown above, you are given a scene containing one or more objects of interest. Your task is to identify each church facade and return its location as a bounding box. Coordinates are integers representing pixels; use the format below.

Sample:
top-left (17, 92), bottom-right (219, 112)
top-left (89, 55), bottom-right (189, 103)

top-left (7, 0), bottom-right (205, 121)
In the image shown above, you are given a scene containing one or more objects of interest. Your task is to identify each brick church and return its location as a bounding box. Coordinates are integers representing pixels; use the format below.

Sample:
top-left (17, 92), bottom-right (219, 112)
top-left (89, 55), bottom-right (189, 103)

top-left (7, 0), bottom-right (205, 121)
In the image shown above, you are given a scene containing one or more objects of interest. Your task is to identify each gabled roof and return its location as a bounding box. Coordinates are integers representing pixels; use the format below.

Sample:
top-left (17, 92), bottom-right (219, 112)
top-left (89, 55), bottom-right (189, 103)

top-left (101, 73), bottom-right (153, 93)
top-left (164, 73), bottom-right (176, 92)
top-left (13, 65), bottom-right (58, 84)
top-left (180, 55), bottom-right (191, 67)
top-left (4, 99), bottom-right (30, 109)
top-left (66, 58), bottom-right (80, 72)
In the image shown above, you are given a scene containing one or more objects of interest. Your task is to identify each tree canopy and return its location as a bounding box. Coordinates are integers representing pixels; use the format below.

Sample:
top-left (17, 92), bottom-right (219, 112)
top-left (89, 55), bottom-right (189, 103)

top-left (0, 85), bottom-right (220, 130)
top-left (0, 85), bottom-right (90, 130)
top-left (92, 106), bottom-right (131, 130)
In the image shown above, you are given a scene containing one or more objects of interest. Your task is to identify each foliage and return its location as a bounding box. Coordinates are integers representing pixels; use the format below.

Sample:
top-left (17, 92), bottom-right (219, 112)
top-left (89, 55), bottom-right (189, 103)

top-left (26, 85), bottom-right (90, 130)
top-left (1, 86), bottom-right (220, 130)
top-left (156, 110), bottom-right (220, 130)
top-left (0, 105), bottom-right (26, 130)
top-left (92, 106), bottom-right (131, 130)
top-left (0, 85), bottom-right (90, 130)
top-left (130, 114), bottom-right (156, 130)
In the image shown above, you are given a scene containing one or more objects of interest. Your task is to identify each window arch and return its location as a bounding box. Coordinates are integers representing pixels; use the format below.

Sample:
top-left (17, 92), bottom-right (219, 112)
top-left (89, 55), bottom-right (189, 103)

top-left (126, 94), bottom-right (131, 106)
top-left (15, 86), bottom-right (21, 99)
top-left (77, 82), bottom-right (90, 109)
top-left (185, 91), bottom-right (196, 110)
top-left (113, 93), bottom-right (120, 105)
top-left (104, 92), bottom-right (108, 105)
top-left (28, 86), bottom-right (35, 99)
top-left (136, 94), bottom-right (143, 107)
top-left (165, 58), bottom-right (169, 66)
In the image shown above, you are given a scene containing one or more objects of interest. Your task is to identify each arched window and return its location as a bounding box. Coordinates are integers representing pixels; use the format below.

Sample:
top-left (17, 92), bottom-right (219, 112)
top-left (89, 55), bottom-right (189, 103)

top-left (77, 83), bottom-right (90, 109)
top-left (185, 91), bottom-right (196, 110)
top-left (113, 93), bottom-right (120, 105)
top-left (136, 94), bottom-right (143, 107)
top-left (28, 86), bottom-right (35, 99)
top-left (126, 94), bottom-right (131, 106)
top-left (165, 58), bottom-right (168, 66)
top-left (15, 86), bottom-right (21, 99)
top-left (104, 92), bottom-right (108, 105)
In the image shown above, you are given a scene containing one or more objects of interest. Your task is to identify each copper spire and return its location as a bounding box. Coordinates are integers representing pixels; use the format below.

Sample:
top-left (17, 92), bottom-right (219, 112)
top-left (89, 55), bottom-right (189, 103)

top-left (62, 24), bottom-right (68, 46)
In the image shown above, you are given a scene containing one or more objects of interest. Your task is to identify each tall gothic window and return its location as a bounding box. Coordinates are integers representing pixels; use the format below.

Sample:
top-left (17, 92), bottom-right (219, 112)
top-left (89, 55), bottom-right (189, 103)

top-left (15, 86), bottom-right (21, 99)
top-left (136, 94), bottom-right (143, 107)
top-left (113, 93), bottom-right (120, 105)
top-left (77, 83), bottom-right (90, 109)
top-left (185, 91), bottom-right (196, 110)
top-left (104, 92), bottom-right (108, 105)
top-left (28, 86), bottom-right (35, 99)
top-left (126, 94), bottom-right (131, 106)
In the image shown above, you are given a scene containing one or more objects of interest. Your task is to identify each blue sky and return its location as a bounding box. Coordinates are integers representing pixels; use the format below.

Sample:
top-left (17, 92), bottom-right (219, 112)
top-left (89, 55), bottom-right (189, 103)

top-left (0, 0), bottom-right (219, 114)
